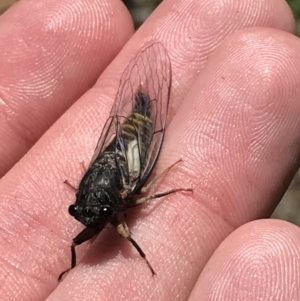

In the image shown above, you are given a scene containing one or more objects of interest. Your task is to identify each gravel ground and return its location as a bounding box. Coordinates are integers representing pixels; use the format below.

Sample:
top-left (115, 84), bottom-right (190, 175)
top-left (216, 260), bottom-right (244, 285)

top-left (1, 0), bottom-right (300, 225)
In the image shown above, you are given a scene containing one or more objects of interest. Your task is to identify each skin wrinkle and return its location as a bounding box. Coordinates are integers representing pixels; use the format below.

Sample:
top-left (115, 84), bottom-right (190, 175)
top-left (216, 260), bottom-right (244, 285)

top-left (0, 203), bottom-right (70, 254)
top-left (178, 112), bottom-right (249, 225)
top-left (177, 143), bottom-right (240, 230)
top-left (0, 97), bottom-right (39, 148)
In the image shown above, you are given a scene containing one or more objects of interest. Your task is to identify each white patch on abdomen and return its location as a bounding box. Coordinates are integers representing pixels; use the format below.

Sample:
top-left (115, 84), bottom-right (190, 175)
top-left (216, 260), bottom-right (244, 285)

top-left (127, 139), bottom-right (140, 180)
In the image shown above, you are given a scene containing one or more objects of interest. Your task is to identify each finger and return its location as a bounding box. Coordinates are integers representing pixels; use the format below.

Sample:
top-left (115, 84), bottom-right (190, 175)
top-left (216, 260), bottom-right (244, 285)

top-left (0, 0), bottom-right (133, 177)
top-left (189, 219), bottom-right (300, 300)
top-left (148, 28), bottom-right (300, 300)
top-left (0, 1), bottom-right (295, 301)
top-left (80, 0), bottom-right (295, 125)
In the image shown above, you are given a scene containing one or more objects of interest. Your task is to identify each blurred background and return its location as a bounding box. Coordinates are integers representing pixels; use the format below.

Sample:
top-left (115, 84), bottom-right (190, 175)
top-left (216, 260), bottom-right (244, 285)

top-left (122, 0), bottom-right (300, 33)
top-left (1, 0), bottom-right (300, 224)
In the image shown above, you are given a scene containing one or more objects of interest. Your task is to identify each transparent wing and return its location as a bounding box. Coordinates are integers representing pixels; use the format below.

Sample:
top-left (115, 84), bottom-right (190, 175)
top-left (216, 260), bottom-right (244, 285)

top-left (90, 41), bottom-right (172, 193)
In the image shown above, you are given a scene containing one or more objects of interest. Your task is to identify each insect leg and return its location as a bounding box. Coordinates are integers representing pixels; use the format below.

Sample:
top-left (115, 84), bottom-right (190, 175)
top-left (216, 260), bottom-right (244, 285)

top-left (113, 219), bottom-right (156, 276)
top-left (80, 161), bottom-right (87, 173)
top-left (58, 227), bottom-right (99, 281)
top-left (63, 179), bottom-right (77, 191)
top-left (134, 187), bottom-right (192, 206)
top-left (140, 159), bottom-right (183, 194)
top-left (63, 162), bottom-right (86, 192)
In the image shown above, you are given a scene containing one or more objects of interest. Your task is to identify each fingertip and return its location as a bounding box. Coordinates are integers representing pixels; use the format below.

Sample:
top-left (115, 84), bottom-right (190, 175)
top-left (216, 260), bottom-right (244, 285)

top-left (0, 0), bottom-right (134, 176)
top-left (190, 219), bottom-right (300, 300)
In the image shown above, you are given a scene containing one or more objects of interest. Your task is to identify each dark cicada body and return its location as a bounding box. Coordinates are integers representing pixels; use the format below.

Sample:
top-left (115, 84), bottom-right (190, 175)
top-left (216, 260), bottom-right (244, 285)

top-left (58, 42), bottom-right (192, 281)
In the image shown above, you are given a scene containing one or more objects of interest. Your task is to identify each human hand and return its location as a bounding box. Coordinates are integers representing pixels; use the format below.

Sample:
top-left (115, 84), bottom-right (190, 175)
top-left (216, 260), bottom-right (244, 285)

top-left (0, 0), bottom-right (300, 300)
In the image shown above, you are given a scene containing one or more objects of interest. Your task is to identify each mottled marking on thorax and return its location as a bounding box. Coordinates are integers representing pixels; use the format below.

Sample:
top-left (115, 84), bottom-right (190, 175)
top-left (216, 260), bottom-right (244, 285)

top-left (95, 151), bottom-right (117, 167)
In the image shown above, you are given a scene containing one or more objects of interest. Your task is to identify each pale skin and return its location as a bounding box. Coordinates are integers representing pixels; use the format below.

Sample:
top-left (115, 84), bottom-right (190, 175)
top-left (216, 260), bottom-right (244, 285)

top-left (0, 0), bottom-right (300, 300)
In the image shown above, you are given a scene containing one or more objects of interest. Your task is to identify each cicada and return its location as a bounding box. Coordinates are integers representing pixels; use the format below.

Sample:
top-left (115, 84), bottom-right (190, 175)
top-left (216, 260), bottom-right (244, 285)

top-left (58, 42), bottom-right (192, 281)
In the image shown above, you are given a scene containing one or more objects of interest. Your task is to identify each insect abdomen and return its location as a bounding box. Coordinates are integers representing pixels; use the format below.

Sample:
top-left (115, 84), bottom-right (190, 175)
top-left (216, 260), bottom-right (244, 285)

top-left (114, 90), bottom-right (154, 182)
top-left (122, 91), bottom-right (154, 161)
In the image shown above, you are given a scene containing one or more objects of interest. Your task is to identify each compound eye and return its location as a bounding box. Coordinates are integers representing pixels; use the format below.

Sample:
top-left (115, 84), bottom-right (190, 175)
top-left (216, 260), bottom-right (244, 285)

top-left (68, 205), bottom-right (77, 216)
top-left (100, 207), bottom-right (113, 217)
